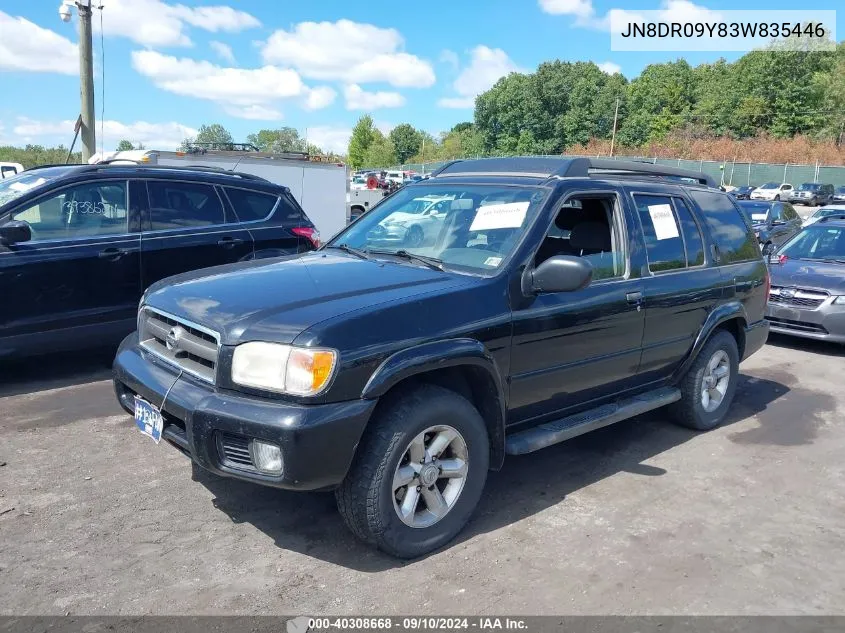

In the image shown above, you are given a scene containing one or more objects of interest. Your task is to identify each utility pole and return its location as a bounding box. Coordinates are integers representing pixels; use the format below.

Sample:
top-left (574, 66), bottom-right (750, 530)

top-left (609, 97), bottom-right (620, 157)
top-left (60, 0), bottom-right (96, 162)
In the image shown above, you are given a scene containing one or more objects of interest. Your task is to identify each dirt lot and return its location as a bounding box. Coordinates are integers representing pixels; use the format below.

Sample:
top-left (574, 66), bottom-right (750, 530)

top-left (1, 330), bottom-right (844, 616)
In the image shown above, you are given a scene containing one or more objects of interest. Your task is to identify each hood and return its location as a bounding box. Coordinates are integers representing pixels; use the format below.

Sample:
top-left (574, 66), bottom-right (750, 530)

top-left (769, 259), bottom-right (845, 294)
top-left (143, 251), bottom-right (474, 345)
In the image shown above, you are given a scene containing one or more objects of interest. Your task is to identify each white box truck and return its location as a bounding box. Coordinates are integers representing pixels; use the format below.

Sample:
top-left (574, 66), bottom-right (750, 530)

top-left (90, 149), bottom-right (349, 240)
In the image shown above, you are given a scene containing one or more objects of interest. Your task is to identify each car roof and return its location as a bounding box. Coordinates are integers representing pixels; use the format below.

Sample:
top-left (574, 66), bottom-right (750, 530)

top-left (23, 163), bottom-right (287, 194)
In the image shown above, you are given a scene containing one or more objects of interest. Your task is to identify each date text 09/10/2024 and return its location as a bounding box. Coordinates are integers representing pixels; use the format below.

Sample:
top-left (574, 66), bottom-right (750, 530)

top-left (298, 617), bottom-right (529, 632)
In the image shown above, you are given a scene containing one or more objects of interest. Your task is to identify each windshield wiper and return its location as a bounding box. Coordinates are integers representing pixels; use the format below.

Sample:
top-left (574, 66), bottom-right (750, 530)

top-left (368, 248), bottom-right (444, 271)
top-left (324, 243), bottom-right (371, 261)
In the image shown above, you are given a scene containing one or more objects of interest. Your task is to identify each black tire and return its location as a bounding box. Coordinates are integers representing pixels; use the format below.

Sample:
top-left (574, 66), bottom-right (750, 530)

top-left (668, 330), bottom-right (739, 431)
top-left (406, 224), bottom-right (424, 248)
top-left (335, 384), bottom-right (489, 558)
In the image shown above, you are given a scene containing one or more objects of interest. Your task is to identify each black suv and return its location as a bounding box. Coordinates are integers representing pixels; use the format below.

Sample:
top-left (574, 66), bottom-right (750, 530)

top-left (0, 164), bottom-right (318, 357)
top-left (113, 157), bottom-right (769, 558)
top-left (788, 182), bottom-right (834, 206)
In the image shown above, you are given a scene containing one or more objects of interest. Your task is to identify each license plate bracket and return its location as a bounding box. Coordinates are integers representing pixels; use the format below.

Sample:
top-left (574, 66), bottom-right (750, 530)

top-left (134, 396), bottom-right (163, 444)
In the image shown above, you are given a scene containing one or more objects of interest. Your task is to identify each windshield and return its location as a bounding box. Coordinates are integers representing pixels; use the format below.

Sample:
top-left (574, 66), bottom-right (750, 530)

top-left (780, 225), bottom-right (845, 260)
top-left (813, 207), bottom-right (845, 218)
top-left (737, 201), bottom-right (770, 221)
top-left (0, 167), bottom-right (74, 208)
top-left (797, 183), bottom-right (820, 191)
top-left (759, 182), bottom-right (779, 189)
top-left (328, 183), bottom-right (548, 275)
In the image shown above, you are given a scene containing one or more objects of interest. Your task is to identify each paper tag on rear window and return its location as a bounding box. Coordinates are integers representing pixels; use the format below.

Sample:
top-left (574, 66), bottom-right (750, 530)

top-left (470, 202), bottom-right (529, 231)
top-left (648, 204), bottom-right (680, 240)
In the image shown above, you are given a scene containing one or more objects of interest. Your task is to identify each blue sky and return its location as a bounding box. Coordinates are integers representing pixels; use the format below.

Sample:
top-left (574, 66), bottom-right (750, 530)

top-left (0, 0), bottom-right (842, 153)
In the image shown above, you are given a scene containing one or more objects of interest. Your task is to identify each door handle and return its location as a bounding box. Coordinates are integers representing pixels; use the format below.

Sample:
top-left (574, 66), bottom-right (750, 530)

top-left (98, 248), bottom-right (127, 259)
top-left (626, 291), bottom-right (643, 304)
top-left (217, 237), bottom-right (244, 249)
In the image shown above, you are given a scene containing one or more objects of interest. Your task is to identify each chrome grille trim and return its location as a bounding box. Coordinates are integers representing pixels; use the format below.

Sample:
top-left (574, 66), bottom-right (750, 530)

top-left (768, 287), bottom-right (829, 310)
top-left (138, 306), bottom-right (220, 384)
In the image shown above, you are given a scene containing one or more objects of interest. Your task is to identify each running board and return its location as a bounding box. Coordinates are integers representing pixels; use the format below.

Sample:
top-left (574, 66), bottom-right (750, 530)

top-left (505, 387), bottom-right (682, 455)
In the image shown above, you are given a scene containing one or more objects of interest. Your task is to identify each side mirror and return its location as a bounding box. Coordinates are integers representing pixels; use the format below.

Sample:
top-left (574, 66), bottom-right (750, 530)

top-left (762, 242), bottom-right (777, 256)
top-left (529, 255), bottom-right (592, 294)
top-left (0, 220), bottom-right (32, 244)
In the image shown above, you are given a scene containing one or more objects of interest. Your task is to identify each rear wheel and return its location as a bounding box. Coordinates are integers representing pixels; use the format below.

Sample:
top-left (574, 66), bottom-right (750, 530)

top-left (336, 384), bottom-right (489, 558)
top-left (406, 224), bottom-right (424, 248)
top-left (668, 330), bottom-right (739, 431)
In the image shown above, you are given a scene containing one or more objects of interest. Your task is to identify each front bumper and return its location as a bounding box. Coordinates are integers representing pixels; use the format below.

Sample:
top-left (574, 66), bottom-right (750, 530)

top-left (766, 301), bottom-right (845, 344)
top-left (113, 334), bottom-right (377, 490)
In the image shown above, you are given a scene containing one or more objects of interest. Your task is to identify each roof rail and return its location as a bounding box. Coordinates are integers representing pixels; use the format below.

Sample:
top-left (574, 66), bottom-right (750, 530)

top-left (84, 163), bottom-right (270, 182)
top-left (22, 163), bottom-right (85, 172)
top-left (429, 160), bottom-right (464, 177)
top-left (562, 157), bottom-right (717, 188)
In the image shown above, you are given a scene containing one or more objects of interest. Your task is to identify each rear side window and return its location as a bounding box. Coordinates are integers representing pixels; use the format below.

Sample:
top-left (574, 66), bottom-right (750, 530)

top-left (782, 203), bottom-right (799, 221)
top-left (689, 190), bottom-right (759, 264)
top-left (634, 194), bottom-right (686, 272)
top-left (224, 187), bottom-right (278, 222)
top-left (673, 198), bottom-right (705, 266)
top-left (147, 181), bottom-right (225, 230)
top-left (278, 192), bottom-right (308, 221)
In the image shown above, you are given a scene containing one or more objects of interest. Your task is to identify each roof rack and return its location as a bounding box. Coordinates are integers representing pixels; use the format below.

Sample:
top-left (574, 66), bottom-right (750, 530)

top-left (82, 163), bottom-right (269, 182)
top-left (430, 156), bottom-right (718, 188)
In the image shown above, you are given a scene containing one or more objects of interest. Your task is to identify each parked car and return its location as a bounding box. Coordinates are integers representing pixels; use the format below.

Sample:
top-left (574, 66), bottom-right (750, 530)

top-left (0, 164), bottom-right (319, 358)
top-left (369, 194), bottom-right (454, 247)
top-left (751, 182), bottom-right (793, 201)
top-left (788, 182), bottom-right (834, 206)
top-left (113, 157), bottom-right (769, 558)
top-left (803, 204), bottom-right (845, 227)
top-left (736, 200), bottom-right (802, 253)
top-left (766, 216), bottom-right (845, 344)
top-left (832, 186), bottom-right (845, 203)
top-left (728, 185), bottom-right (755, 200)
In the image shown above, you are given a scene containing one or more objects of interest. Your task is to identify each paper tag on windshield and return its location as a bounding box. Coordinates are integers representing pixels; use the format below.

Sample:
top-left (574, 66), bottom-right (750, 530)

top-left (470, 202), bottom-right (529, 231)
top-left (752, 213), bottom-right (767, 221)
top-left (648, 204), bottom-right (680, 240)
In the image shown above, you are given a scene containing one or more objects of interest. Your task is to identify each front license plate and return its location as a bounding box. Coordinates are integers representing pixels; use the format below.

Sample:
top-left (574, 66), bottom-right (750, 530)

top-left (134, 396), bottom-right (163, 444)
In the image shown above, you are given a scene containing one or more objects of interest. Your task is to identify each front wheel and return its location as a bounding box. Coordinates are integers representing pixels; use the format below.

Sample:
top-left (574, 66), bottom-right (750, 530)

top-left (336, 384), bottom-right (489, 558)
top-left (774, 194), bottom-right (781, 201)
top-left (668, 330), bottom-right (739, 431)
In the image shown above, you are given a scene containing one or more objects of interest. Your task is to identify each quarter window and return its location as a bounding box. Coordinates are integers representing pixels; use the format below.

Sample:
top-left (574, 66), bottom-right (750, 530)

top-left (11, 181), bottom-right (128, 241)
top-left (781, 203), bottom-right (799, 221)
top-left (634, 194), bottom-right (686, 272)
top-left (224, 188), bottom-right (278, 222)
top-left (147, 181), bottom-right (225, 230)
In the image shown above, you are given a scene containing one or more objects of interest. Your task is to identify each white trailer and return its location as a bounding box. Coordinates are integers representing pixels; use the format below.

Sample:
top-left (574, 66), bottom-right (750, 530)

top-left (0, 162), bottom-right (24, 179)
top-left (90, 149), bottom-right (349, 240)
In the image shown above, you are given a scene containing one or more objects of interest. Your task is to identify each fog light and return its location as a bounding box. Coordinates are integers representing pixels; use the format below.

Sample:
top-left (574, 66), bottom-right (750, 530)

top-left (251, 440), bottom-right (283, 474)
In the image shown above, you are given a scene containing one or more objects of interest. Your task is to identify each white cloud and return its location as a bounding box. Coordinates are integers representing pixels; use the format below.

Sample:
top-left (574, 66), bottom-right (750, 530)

top-left (0, 11), bottom-right (77, 75)
top-left (261, 19), bottom-right (435, 88)
top-left (210, 41), bottom-right (235, 64)
top-left (95, 0), bottom-right (260, 47)
top-left (344, 85), bottom-right (405, 111)
top-left (438, 46), bottom-right (523, 109)
top-left (439, 49), bottom-right (460, 70)
top-left (303, 86), bottom-right (337, 111)
top-left (12, 117), bottom-right (197, 150)
top-left (305, 126), bottom-right (351, 154)
top-left (223, 105), bottom-right (283, 121)
top-left (131, 50), bottom-right (306, 108)
top-left (541, 0), bottom-right (721, 32)
top-left (598, 61), bottom-right (622, 75)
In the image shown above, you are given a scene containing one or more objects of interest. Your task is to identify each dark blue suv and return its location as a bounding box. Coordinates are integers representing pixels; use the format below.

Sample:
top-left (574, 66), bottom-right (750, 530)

top-left (0, 164), bottom-right (319, 357)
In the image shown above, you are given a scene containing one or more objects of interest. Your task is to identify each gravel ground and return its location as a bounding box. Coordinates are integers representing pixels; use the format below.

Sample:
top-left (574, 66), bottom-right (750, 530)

top-left (1, 331), bottom-right (844, 616)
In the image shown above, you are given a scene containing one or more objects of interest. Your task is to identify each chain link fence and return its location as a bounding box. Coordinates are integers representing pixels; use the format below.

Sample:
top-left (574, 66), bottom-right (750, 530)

top-left (390, 155), bottom-right (845, 187)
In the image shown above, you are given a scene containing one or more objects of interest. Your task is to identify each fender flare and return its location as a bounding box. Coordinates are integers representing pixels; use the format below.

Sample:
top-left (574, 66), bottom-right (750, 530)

top-left (362, 338), bottom-right (508, 469)
top-left (673, 301), bottom-right (747, 381)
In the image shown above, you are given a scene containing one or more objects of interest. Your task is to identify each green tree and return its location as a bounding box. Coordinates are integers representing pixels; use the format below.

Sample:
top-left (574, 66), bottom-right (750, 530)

top-left (182, 123), bottom-right (234, 150)
top-left (361, 131), bottom-right (397, 168)
top-left (388, 124), bottom-right (422, 163)
top-left (347, 115), bottom-right (377, 169)
top-left (246, 127), bottom-right (306, 153)
top-left (0, 144), bottom-right (81, 167)
top-left (116, 139), bottom-right (135, 151)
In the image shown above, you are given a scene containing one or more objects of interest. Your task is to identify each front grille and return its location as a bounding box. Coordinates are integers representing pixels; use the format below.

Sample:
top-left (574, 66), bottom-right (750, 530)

top-left (138, 307), bottom-right (220, 383)
top-left (217, 433), bottom-right (258, 472)
top-left (767, 316), bottom-right (828, 335)
top-left (768, 287), bottom-right (829, 310)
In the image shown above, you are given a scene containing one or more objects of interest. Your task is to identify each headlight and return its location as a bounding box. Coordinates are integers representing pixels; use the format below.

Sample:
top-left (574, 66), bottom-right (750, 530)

top-left (833, 296), bottom-right (845, 305)
top-left (231, 342), bottom-right (338, 396)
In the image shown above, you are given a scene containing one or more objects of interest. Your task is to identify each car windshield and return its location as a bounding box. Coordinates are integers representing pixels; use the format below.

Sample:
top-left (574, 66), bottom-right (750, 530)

top-left (813, 207), bottom-right (845, 218)
top-left (797, 183), bottom-right (820, 191)
top-left (0, 167), bottom-right (74, 207)
top-left (780, 225), bottom-right (845, 260)
top-left (327, 183), bottom-right (548, 275)
top-left (759, 182), bottom-right (779, 189)
top-left (837, 186), bottom-right (845, 194)
top-left (737, 201), bottom-right (771, 221)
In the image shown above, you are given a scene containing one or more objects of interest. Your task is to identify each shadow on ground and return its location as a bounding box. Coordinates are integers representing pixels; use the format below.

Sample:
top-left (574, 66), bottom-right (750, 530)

top-left (765, 332), bottom-right (845, 358)
top-left (0, 347), bottom-right (116, 398)
top-left (195, 366), bottom-right (827, 572)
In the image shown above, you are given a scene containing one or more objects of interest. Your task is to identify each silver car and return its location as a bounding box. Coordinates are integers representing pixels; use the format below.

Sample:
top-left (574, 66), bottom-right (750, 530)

top-left (766, 216), bottom-right (845, 344)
